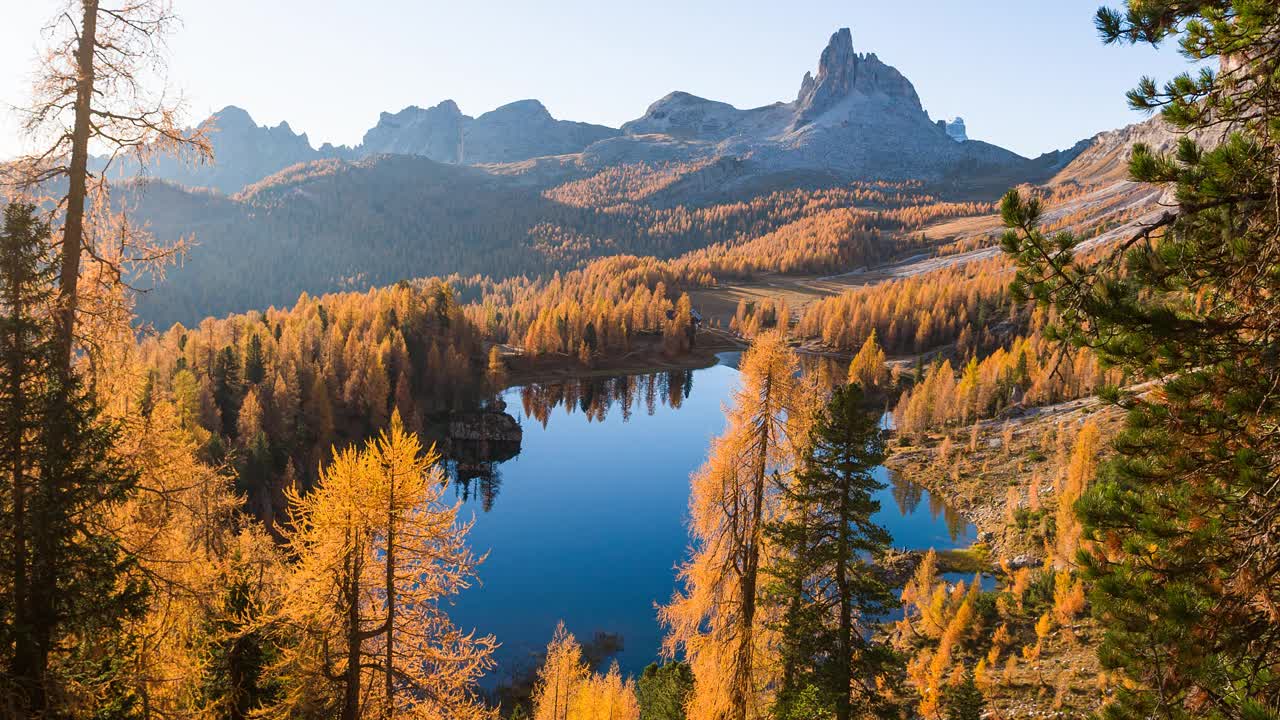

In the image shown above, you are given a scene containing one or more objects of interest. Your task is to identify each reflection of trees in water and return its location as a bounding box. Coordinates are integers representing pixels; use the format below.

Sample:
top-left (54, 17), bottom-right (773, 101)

top-left (439, 400), bottom-right (522, 512)
top-left (450, 459), bottom-right (503, 513)
top-left (943, 506), bottom-right (968, 542)
top-left (890, 472), bottom-right (924, 516)
top-left (518, 369), bottom-right (695, 426)
top-left (889, 471), bottom-right (970, 542)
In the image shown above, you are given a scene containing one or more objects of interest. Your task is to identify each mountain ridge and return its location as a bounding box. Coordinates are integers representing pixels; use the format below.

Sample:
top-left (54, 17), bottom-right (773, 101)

top-left (104, 27), bottom-right (1089, 195)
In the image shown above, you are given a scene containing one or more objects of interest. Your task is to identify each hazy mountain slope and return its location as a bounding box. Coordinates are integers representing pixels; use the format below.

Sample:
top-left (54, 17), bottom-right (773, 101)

top-left (99, 106), bottom-right (334, 195)
top-left (128, 156), bottom-right (573, 327)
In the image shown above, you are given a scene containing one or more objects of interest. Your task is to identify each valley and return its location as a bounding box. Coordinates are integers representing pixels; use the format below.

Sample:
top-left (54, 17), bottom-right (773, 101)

top-left (2, 4), bottom-right (1274, 719)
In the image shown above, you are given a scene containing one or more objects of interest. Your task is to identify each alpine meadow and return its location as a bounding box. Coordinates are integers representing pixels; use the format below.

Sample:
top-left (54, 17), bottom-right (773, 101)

top-left (0, 1), bottom-right (1277, 719)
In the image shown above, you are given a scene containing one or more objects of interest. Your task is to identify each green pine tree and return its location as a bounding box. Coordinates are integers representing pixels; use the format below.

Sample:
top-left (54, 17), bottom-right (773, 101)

top-left (244, 333), bottom-right (266, 386)
top-left (1001, 4), bottom-right (1280, 718)
top-left (212, 345), bottom-right (243, 437)
top-left (0, 202), bottom-right (146, 716)
top-left (941, 669), bottom-right (985, 720)
top-left (637, 661), bottom-right (693, 720)
top-left (765, 383), bottom-right (899, 720)
top-left (197, 546), bottom-right (281, 720)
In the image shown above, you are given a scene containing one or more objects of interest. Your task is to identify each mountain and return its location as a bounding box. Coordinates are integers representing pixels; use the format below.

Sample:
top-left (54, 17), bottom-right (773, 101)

top-left (612, 28), bottom-right (1047, 183)
top-left (360, 101), bottom-right (468, 162)
top-left (125, 155), bottom-right (564, 327)
top-left (101, 106), bottom-right (329, 194)
top-left (104, 27), bottom-right (1074, 197)
top-left (359, 99), bottom-right (619, 165)
top-left (466, 100), bottom-right (620, 163)
top-left (107, 99), bottom-right (620, 195)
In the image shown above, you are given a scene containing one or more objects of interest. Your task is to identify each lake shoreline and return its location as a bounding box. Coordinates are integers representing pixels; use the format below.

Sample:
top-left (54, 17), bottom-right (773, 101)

top-left (502, 334), bottom-right (736, 387)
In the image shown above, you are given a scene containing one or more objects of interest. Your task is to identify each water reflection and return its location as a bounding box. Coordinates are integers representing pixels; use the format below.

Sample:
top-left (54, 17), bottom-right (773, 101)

top-left (438, 400), bottom-right (523, 512)
top-left (518, 369), bottom-right (695, 427)
top-left (888, 474), bottom-right (971, 543)
top-left (891, 473), bottom-right (925, 516)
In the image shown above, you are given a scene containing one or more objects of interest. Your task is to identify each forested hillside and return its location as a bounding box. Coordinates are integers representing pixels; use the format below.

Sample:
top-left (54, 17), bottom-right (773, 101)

top-left (127, 157), bottom-right (994, 327)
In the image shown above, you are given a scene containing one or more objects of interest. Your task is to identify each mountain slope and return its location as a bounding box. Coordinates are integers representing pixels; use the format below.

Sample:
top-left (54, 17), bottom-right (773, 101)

top-left (128, 156), bottom-right (567, 326)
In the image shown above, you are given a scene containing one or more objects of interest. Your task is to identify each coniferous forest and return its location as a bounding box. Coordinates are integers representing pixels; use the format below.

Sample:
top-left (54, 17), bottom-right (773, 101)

top-left (0, 1), bottom-right (1278, 719)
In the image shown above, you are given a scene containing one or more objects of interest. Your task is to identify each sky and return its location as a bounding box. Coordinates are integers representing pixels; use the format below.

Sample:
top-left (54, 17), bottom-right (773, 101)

top-left (0, 0), bottom-right (1197, 160)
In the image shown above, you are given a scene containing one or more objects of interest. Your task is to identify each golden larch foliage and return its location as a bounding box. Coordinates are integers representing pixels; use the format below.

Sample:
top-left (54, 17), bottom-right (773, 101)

top-left (659, 330), bottom-right (809, 720)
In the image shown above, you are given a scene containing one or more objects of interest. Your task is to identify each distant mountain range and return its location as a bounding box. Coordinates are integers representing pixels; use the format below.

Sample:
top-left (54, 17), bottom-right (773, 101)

top-left (106, 28), bottom-right (1080, 196)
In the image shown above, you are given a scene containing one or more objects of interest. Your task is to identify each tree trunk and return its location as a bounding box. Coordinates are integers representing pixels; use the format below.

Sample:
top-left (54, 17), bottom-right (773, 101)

top-left (57, 0), bottom-right (100, 377)
top-left (343, 545), bottom-right (363, 720)
top-left (383, 473), bottom-right (395, 720)
top-left (731, 373), bottom-right (773, 720)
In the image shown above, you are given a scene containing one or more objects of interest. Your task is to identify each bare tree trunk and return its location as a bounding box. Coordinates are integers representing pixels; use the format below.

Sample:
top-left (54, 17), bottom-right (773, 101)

top-left (57, 0), bottom-right (100, 378)
top-left (383, 472), bottom-right (395, 720)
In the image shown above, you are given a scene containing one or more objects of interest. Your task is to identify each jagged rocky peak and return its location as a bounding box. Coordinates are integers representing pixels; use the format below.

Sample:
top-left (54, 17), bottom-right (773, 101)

top-left (793, 27), bottom-right (923, 127)
top-left (98, 104), bottom-right (322, 194)
top-left (205, 105), bottom-right (256, 131)
top-left (945, 117), bottom-right (967, 142)
top-left (360, 100), bottom-right (467, 162)
top-left (202, 106), bottom-right (311, 148)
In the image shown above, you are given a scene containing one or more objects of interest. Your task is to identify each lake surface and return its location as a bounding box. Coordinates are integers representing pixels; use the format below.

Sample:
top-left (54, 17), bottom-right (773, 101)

top-left (448, 356), bottom-right (973, 686)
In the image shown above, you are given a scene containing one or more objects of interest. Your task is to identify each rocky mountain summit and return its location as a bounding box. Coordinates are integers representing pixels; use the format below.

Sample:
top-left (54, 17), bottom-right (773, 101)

top-left (360, 98), bottom-right (618, 164)
top-left (615, 28), bottom-right (1039, 182)
top-left (360, 100), bottom-right (468, 162)
top-left (792, 27), bottom-right (922, 128)
top-left (108, 98), bottom-right (619, 193)
top-left (101, 105), bottom-right (327, 194)
top-left (944, 118), bottom-right (967, 142)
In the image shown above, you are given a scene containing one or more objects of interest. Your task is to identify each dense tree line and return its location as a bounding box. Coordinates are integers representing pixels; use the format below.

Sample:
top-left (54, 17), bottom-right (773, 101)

top-left (136, 279), bottom-right (490, 529)
top-left (795, 257), bottom-right (1017, 355)
top-left (892, 321), bottom-right (1123, 435)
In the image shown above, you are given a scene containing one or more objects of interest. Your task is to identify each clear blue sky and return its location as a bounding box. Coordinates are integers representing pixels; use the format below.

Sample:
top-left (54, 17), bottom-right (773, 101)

top-left (1, 0), bottom-right (1195, 160)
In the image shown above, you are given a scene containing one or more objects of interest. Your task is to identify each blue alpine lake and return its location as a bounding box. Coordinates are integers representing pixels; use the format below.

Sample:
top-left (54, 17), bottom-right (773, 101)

top-left (447, 355), bottom-right (974, 687)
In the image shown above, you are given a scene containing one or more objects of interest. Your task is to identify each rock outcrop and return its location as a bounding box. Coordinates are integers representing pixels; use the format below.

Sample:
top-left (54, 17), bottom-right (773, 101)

top-left (792, 27), bottom-right (923, 128)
